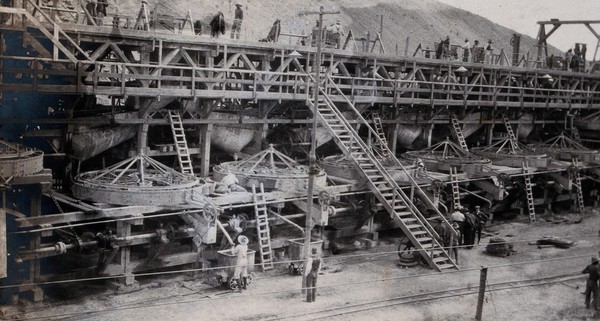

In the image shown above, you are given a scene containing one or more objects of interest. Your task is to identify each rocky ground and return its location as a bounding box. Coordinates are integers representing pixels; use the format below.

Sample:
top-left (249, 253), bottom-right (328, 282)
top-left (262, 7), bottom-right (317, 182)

top-left (8, 210), bottom-right (600, 321)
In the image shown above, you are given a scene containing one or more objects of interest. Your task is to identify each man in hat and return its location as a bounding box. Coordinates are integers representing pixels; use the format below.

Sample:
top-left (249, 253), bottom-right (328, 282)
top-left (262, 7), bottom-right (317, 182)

top-left (430, 216), bottom-right (447, 247)
top-left (462, 39), bottom-right (470, 62)
top-left (330, 20), bottom-right (344, 49)
top-left (485, 40), bottom-right (494, 64)
top-left (472, 40), bottom-right (483, 63)
top-left (232, 235), bottom-right (249, 292)
top-left (582, 256), bottom-right (600, 309)
top-left (450, 206), bottom-right (466, 245)
top-left (305, 247), bottom-right (321, 302)
top-left (230, 3), bottom-right (244, 39)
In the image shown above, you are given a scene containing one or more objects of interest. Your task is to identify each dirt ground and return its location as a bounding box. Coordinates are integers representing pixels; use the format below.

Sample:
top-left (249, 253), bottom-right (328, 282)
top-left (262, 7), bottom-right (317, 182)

top-left (10, 210), bottom-right (600, 321)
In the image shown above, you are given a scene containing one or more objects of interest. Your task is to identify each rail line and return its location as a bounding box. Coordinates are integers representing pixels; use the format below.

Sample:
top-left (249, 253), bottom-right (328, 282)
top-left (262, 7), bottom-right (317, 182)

top-left (266, 273), bottom-right (583, 321)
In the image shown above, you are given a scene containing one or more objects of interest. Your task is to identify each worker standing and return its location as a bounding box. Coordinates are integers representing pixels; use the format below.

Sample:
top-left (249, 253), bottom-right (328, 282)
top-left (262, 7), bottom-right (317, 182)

top-left (232, 235), bottom-right (249, 292)
top-left (96, 0), bottom-right (108, 26)
top-left (450, 206), bottom-right (465, 245)
top-left (485, 40), bottom-right (494, 64)
top-left (582, 257), bottom-right (600, 310)
top-left (85, 0), bottom-right (97, 25)
top-left (462, 39), bottom-right (470, 62)
top-left (305, 248), bottom-right (321, 303)
top-left (231, 3), bottom-right (244, 39)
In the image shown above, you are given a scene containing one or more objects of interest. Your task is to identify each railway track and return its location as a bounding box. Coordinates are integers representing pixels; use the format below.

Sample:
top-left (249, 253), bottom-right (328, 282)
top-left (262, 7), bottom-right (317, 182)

top-left (266, 273), bottom-right (583, 321)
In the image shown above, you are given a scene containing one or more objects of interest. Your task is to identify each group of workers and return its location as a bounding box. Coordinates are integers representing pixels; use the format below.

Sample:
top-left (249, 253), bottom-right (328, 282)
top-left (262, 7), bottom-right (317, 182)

top-left (430, 205), bottom-right (489, 263)
top-left (309, 20), bottom-right (345, 49)
top-left (84, 0), bottom-right (109, 26)
top-left (432, 36), bottom-right (495, 64)
top-left (559, 43), bottom-right (588, 72)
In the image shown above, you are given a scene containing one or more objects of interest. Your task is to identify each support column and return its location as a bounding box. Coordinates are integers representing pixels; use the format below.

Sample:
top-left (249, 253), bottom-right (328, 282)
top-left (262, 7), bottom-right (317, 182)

top-left (426, 123), bottom-right (434, 148)
top-left (27, 186), bottom-right (43, 302)
top-left (116, 221), bottom-right (134, 285)
top-left (199, 124), bottom-right (213, 177)
top-left (486, 122), bottom-right (495, 146)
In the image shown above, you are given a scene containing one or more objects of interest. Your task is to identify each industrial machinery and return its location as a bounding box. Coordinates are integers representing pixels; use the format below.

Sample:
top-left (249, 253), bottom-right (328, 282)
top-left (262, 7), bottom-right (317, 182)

top-left (1, 1), bottom-right (600, 305)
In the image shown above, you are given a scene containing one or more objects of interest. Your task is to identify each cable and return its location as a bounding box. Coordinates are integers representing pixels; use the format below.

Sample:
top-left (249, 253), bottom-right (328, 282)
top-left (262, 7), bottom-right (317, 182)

top-left (16, 269), bottom-right (587, 321)
top-left (3, 230), bottom-right (598, 289)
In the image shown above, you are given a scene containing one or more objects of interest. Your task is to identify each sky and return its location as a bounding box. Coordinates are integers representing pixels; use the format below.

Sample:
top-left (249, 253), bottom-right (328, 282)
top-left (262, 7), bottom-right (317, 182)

top-left (436, 0), bottom-right (600, 57)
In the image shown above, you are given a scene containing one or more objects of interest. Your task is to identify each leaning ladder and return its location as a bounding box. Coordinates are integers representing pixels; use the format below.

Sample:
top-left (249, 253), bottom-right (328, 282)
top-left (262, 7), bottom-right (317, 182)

top-left (252, 183), bottom-right (274, 271)
top-left (450, 167), bottom-right (461, 210)
top-left (522, 162), bottom-right (536, 223)
top-left (571, 159), bottom-right (585, 214)
top-left (371, 112), bottom-right (389, 157)
top-left (502, 114), bottom-right (521, 152)
top-left (168, 110), bottom-right (194, 175)
top-left (450, 114), bottom-right (469, 152)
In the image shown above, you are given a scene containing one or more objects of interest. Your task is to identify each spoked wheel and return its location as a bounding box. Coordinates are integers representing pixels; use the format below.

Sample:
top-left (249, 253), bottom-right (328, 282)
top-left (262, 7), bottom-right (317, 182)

top-left (397, 237), bottom-right (422, 267)
top-left (296, 263), bottom-right (304, 276)
top-left (397, 237), bottom-right (415, 260)
top-left (246, 273), bottom-right (253, 286)
top-left (228, 277), bottom-right (239, 290)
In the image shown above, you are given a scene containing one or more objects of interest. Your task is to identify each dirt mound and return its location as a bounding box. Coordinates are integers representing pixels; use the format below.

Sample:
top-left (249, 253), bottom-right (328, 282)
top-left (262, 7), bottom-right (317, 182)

top-left (110, 0), bottom-right (557, 56)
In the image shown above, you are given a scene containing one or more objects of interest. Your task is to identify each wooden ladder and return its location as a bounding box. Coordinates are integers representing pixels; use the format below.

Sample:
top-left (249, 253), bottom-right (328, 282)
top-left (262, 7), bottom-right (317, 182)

top-left (522, 162), bottom-right (536, 223)
top-left (168, 110), bottom-right (194, 175)
top-left (371, 112), bottom-right (389, 157)
top-left (571, 159), bottom-right (585, 214)
top-left (252, 183), bottom-right (274, 271)
top-left (450, 167), bottom-right (461, 210)
top-left (502, 114), bottom-right (522, 152)
top-left (450, 114), bottom-right (469, 152)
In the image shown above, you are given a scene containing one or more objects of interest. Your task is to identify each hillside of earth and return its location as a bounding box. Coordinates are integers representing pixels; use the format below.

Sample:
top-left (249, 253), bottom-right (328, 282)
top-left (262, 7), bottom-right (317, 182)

top-left (110, 0), bottom-right (560, 57)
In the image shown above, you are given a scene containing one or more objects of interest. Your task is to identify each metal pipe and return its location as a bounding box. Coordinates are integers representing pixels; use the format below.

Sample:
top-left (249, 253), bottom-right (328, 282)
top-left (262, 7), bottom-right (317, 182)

top-left (268, 209), bottom-right (304, 234)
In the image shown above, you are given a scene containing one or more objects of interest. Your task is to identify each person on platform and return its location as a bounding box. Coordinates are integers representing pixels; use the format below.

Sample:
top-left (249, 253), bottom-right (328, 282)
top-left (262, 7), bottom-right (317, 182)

top-left (462, 39), bottom-right (470, 62)
top-left (230, 4), bottom-right (244, 39)
top-left (210, 11), bottom-right (226, 38)
top-left (485, 40), bottom-right (494, 64)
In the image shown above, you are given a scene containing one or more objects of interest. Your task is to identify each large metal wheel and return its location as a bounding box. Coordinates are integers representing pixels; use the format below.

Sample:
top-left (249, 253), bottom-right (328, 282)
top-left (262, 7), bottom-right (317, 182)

top-left (296, 263), bottom-right (304, 276)
top-left (246, 273), bottom-right (253, 286)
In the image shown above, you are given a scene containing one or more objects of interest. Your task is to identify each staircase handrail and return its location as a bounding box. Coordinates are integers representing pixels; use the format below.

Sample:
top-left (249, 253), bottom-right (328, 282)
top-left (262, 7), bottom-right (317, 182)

top-left (319, 74), bottom-right (458, 237)
top-left (308, 76), bottom-right (451, 247)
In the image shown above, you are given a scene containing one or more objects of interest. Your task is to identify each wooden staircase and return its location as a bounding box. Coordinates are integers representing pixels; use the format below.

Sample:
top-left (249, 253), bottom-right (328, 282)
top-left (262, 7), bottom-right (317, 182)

top-left (310, 76), bottom-right (459, 271)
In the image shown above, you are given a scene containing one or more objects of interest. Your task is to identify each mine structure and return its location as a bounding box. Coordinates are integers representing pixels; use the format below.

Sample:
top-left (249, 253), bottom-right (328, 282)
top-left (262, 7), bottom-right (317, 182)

top-left (1, 1), bottom-right (600, 303)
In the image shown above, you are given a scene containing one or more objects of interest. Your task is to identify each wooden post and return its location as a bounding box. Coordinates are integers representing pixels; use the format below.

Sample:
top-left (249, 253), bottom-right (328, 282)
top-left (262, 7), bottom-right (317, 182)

top-left (116, 221), bottom-right (134, 285)
top-left (199, 123), bottom-right (212, 177)
top-left (475, 266), bottom-right (488, 321)
top-left (28, 186), bottom-right (44, 301)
